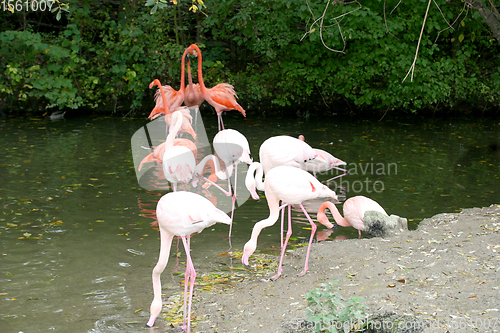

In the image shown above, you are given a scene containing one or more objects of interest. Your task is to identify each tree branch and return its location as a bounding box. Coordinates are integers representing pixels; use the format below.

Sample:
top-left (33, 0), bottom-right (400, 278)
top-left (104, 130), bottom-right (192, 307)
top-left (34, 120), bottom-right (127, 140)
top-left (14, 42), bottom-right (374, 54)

top-left (402, 0), bottom-right (432, 83)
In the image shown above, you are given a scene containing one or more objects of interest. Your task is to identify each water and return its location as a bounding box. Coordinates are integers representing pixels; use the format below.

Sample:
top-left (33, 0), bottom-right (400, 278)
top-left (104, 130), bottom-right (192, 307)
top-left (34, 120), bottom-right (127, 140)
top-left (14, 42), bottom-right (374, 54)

top-left (0, 112), bottom-right (498, 332)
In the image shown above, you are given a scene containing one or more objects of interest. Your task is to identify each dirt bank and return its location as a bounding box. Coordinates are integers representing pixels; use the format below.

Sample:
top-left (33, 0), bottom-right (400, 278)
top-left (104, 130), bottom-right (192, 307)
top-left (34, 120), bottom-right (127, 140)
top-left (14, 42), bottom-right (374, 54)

top-left (192, 204), bottom-right (500, 332)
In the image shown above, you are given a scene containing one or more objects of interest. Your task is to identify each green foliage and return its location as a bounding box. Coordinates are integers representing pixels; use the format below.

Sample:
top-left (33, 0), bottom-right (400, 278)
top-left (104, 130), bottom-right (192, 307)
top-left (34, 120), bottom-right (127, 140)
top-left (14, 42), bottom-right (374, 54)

top-left (305, 280), bottom-right (368, 332)
top-left (0, 0), bottom-right (499, 115)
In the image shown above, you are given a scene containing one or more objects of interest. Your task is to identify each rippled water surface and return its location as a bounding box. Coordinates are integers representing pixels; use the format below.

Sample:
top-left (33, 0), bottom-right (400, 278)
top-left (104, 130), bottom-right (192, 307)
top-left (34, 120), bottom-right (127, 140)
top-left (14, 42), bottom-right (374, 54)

top-left (0, 112), bottom-right (498, 332)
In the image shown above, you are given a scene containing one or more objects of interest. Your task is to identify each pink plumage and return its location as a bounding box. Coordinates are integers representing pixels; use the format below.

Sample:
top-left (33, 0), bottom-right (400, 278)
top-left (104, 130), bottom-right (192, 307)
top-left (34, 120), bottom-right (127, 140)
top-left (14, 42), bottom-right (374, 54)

top-left (317, 195), bottom-right (388, 237)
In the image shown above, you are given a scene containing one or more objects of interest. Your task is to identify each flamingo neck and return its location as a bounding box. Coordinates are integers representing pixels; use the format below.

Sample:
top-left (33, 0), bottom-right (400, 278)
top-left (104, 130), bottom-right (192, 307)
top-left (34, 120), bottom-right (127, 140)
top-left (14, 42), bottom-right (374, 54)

top-left (165, 112), bottom-right (183, 149)
top-left (179, 49), bottom-right (188, 93)
top-left (253, 162), bottom-right (264, 191)
top-left (187, 59), bottom-right (193, 85)
top-left (242, 193), bottom-right (281, 265)
top-left (154, 79), bottom-right (170, 114)
top-left (319, 201), bottom-right (351, 227)
top-left (196, 154), bottom-right (228, 180)
top-left (192, 44), bottom-right (207, 92)
top-left (250, 194), bottom-right (281, 243)
top-left (246, 162), bottom-right (265, 192)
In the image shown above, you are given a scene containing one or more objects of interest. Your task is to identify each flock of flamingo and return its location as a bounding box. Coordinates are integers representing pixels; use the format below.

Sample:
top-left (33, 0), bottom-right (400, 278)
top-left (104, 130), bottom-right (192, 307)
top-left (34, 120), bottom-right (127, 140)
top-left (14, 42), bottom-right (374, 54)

top-left (141, 44), bottom-right (390, 332)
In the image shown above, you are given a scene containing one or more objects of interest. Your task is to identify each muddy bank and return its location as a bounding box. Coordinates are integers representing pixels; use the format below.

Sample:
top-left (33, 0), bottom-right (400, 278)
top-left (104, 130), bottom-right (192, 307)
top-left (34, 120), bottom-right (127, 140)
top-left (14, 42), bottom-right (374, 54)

top-left (192, 204), bottom-right (500, 332)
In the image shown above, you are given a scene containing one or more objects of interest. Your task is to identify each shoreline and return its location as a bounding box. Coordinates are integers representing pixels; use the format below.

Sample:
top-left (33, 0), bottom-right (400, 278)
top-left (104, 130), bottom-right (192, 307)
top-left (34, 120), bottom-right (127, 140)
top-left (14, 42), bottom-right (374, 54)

top-left (190, 204), bottom-right (500, 332)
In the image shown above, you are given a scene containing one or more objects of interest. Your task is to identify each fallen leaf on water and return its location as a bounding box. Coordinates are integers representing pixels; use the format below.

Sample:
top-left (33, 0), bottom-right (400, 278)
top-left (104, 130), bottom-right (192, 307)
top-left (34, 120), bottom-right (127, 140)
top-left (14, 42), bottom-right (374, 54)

top-left (469, 295), bottom-right (478, 300)
top-left (387, 284), bottom-right (396, 288)
top-left (134, 308), bottom-right (143, 313)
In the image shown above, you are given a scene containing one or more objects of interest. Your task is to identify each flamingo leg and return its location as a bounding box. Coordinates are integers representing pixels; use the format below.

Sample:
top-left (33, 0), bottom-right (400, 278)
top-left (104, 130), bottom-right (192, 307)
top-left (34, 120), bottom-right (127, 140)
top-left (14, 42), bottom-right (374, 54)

top-left (180, 235), bottom-right (196, 333)
top-left (146, 231), bottom-right (174, 328)
top-left (280, 201), bottom-right (284, 249)
top-left (193, 108), bottom-right (199, 130)
top-left (326, 166), bottom-right (349, 182)
top-left (175, 236), bottom-right (181, 266)
top-left (271, 204), bottom-right (293, 281)
top-left (228, 163), bottom-right (238, 247)
top-left (297, 203), bottom-right (317, 276)
top-left (278, 202), bottom-right (288, 249)
top-left (217, 113), bottom-right (225, 131)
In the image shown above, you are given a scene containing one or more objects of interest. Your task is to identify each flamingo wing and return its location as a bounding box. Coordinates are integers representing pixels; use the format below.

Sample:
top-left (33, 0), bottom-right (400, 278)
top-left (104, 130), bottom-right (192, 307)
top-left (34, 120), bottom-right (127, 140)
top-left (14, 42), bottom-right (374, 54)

top-left (207, 83), bottom-right (246, 116)
top-left (149, 85), bottom-right (184, 120)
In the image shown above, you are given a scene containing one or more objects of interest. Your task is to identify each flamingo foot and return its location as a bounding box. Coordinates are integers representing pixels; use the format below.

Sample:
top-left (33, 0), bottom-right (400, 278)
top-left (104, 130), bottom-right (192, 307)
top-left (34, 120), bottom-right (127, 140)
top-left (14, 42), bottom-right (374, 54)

top-left (270, 272), bottom-right (281, 281)
top-left (297, 268), bottom-right (308, 277)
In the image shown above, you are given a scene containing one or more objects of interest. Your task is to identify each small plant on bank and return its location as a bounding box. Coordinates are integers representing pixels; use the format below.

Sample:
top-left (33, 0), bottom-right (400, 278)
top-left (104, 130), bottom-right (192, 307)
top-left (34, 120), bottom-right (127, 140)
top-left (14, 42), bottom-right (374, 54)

top-left (305, 280), bottom-right (368, 333)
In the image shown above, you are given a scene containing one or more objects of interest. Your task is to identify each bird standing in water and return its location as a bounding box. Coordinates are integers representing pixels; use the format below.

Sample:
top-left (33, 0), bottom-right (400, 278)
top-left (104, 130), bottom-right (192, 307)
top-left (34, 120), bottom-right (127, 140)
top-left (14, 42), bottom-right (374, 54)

top-left (242, 166), bottom-right (338, 280)
top-left (186, 44), bottom-right (246, 131)
top-left (146, 191), bottom-right (231, 331)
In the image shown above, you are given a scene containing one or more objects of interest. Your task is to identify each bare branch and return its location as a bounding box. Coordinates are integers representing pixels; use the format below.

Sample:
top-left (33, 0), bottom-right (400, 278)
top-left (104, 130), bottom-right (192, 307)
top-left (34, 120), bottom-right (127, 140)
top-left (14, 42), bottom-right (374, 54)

top-left (384, 0), bottom-right (400, 40)
top-left (402, 0), bottom-right (432, 83)
top-left (434, 2), bottom-right (468, 43)
top-left (390, 0), bottom-right (403, 14)
top-left (300, 0), bottom-right (362, 53)
top-left (487, 0), bottom-right (500, 20)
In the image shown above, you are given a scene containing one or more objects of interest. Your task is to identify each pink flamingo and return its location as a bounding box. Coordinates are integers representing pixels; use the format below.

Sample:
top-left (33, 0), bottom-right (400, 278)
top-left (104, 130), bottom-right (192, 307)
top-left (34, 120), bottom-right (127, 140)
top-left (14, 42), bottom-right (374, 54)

top-left (317, 195), bottom-right (388, 238)
top-left (242, 166), bottom-right (338, 280)
top-left (298, 134), bottom-right (348, 181)
top-left (193, 129), bottom-right (252, 244)
top-left (148, 82), bottom-right (197, 141)
top-left (245, 135), bottom-right (320, 198)
top-left (213, 129), bottom-right (252, 242)
top-left (184, 57), bottom-right (204, 107)
top-left (186, 44), bottom-right (246, 131)
top-left (145, 191), bottom-right (231, 331)
top-left (148, 48), bottom-right (190, 120)
top-left (160, 110), bottom-right (197, 191)
top-left (138, 138), bottom-right (198, 172)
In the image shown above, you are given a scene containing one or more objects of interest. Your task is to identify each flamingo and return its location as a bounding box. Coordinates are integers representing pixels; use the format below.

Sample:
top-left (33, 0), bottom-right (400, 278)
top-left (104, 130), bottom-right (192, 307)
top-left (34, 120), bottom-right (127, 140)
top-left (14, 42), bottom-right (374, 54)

top-left (138, 138), bottom-right (198, 172)
top-left (245, 135), bottom-right (321, 197)
top-left (298, 134), bottom-right (348, 181)
top-left (148, 48), bottom-right (190, 120)
top-left (183, 57), bottom-right (205, 129)
top-left (213, 129), bottom-right (252, 241)
top-left (184, 57), bottom-right (204, 107)
top-left (242, 166), bottom-right (338, 280)
top-left (317, 195), bottom-right (388, 238)
top-left (160, 110), bottom-right (197, 192)
top-left (186, 44), bottom-right (246, 131)
top-left (148, 83), bottom-right (197, 141)
top-left (146, 191), bottom-right (231, 331)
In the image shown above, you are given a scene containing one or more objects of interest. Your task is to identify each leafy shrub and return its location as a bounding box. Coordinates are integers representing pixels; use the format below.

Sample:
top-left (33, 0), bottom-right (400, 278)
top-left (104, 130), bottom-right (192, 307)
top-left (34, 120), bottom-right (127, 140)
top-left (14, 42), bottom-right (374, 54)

top-left (305, 280), bottom-right (368, 333)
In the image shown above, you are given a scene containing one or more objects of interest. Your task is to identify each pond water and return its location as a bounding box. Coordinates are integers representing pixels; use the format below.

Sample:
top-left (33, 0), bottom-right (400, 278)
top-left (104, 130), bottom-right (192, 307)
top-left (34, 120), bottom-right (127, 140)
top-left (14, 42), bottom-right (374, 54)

top-left (0, 111), bottom-right (498, 332)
